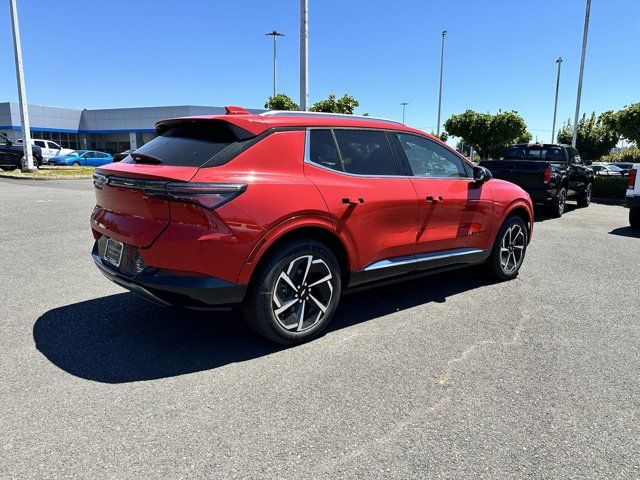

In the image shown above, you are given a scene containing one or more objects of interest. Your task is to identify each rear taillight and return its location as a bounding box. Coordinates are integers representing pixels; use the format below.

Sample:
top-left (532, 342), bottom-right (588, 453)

top-left (543, 165), bottom-right (552, 184)
top-left (628, 169), bottom-right (637, 190)
top-left (149, 182), bottom-right (247, 210)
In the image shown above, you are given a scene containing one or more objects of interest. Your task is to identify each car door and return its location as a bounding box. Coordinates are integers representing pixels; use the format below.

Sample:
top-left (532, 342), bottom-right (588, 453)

top-left (33, 140), bottom-right (50, 160)
top-left (566, 147), bottom-right (589, 190)
top-left (392, 132), bottom-right (494, 256)
top-left (303, 128), bottom-right (419, 278)
top-left (47, 141), bottom-right (62, 158)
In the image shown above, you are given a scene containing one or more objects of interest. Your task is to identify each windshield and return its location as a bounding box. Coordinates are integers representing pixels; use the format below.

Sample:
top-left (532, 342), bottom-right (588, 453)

top-left (504, 146), bottom-right (564, 161)
top-left (69, 150), bottom-right (86, 157)
top-left (608, 165), bottom-right (622, 171)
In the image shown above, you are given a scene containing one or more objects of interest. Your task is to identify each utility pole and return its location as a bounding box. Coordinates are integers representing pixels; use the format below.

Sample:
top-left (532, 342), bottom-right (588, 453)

top-left (265, 30), bottom-right (285, 97)
top-left (9, 0), bottom-right (35, 172)
top-left (400, 102), bottom-right (409, 124)
top-left (551, 57), bottom-right (563, 143)
top-left (572, 0), bottom-right (591, 148)
top-left (436, 30), bottom-right (447, 135)
top-left (299, 0), bottom-right (309, 110)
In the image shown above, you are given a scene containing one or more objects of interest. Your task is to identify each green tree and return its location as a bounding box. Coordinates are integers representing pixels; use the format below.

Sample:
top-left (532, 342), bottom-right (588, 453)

top-left (556, 112), bottom-right (619, 160)
top-left (443, 109), bottom-right (530, 159)
top-left (605, 102), bottom-right (640, 146)
top-left (264, 93), bottom-right (299, 111)
top-left (310, 93), bottom-right (359, 114)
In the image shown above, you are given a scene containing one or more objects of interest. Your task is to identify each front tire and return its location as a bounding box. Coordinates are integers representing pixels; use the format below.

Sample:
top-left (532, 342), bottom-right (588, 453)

top-left (630, 208), bottom-right (640, 229)
top-left (71, 161), bottom-right (81, 167)
top-left (243, 239), bottom-right (342, 345)
top-left (486, 215), bottom-right (528, 281)
top-left (548, 186), bottom-right (567, 218)
top-left (577, 182), bottom-right (592, 208)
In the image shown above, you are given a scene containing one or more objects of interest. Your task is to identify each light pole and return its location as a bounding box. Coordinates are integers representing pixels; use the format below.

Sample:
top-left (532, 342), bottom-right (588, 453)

top-left (551, 57), bottom-right (563, 144)
top-left (436, 30), bottom-right (447, 135)
top-left (265, 30), bottom-right (285, 98)
top-left (400, 102), bottom-right (409, 124)
top-left (572, 0), bottom-right (591, 147)
top-left (300, 0), bottom-right (309, 110)
top-left (9, 0), bottom-right (35, 172)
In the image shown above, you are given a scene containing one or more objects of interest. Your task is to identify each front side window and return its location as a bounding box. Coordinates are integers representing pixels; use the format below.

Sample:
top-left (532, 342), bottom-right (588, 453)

top-left (34, 140), bottom-right (46, 148)
top-left (396, 133), bottom-right (468, 178)
top-left (333, 129), bottom-right (396, 176)
top-left (48, 142), bottom-right (61, 149)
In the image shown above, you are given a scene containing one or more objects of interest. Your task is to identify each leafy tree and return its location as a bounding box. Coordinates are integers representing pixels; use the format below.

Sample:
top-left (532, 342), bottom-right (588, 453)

top-left (444, 109), bottom-right (530, 159)
top-left (605, 102), bottom-right (640, 146)
top-left (264, 93), bottom-right (299, 111)
top-left (310, 93), bottom-right (359, 114)
top-left (556, 112), bottom-right (619, 160)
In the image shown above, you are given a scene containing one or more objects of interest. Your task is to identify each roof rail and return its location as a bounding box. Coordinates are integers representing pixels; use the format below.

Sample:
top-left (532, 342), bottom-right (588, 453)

top-left (260, 110), bottom-right (403, 125)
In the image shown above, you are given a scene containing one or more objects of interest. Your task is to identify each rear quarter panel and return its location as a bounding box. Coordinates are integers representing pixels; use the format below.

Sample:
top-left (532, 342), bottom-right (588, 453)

top-left (487, 179), bottom-right (534, 242)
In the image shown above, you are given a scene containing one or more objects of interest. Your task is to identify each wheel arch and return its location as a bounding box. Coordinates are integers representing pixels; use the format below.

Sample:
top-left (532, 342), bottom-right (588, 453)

top-left (504, 202), bottom-right (533, 243)
top-left (237, 218), bottom-right (356, 287)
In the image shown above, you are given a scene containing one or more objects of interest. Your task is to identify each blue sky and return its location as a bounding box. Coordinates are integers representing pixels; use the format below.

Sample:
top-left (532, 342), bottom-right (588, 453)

top-left (1, 0), bottom-right (638, 143)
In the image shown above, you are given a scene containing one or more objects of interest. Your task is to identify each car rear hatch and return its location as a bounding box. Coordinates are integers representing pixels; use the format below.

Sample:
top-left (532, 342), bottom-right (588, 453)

top-left (91, 117), bottom-right (259, 248)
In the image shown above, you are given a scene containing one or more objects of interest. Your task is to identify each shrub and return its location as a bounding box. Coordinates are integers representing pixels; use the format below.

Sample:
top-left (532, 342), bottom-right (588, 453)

top-left (600, 147), bottom-right (640, 164)
top-left (592, 176), bottom-right (627, 199)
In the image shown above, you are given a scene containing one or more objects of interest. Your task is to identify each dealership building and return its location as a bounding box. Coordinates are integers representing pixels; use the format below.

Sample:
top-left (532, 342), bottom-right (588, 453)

top-left (0, 102), bottom-right (263, 154)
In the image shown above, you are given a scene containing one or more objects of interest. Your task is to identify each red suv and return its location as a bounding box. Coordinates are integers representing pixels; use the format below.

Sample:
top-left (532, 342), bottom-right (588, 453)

top-left (91, 107), bottom-right (533, 344)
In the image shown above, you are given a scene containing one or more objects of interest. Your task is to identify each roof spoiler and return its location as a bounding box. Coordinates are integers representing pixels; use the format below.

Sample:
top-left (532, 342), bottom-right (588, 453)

top-left (225, 105), bottom-right (251, 115)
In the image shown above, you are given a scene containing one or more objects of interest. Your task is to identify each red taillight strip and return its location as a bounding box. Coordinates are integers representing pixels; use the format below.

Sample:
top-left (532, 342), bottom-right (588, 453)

top-left (628, 169), bottom-right (637, 190)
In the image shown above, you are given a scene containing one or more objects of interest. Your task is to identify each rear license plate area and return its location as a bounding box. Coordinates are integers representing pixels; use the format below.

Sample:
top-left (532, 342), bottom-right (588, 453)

top-left (104, 238), bottom-right (124, 267)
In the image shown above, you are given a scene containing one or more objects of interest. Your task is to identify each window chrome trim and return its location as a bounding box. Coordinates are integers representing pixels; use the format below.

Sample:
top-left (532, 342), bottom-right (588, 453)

top-left (304, 128), bottom-right (474, 180)
top-left (364, 248), bottom-right (487, 271)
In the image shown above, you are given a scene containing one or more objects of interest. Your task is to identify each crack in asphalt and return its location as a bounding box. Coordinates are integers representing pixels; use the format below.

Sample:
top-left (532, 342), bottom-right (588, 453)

top-left (304, 277), bottom-right (533, 478)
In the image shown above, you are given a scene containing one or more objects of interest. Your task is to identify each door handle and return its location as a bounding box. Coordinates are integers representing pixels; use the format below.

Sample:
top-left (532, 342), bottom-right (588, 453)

top-left (426, 196), bottom-right (443, 203)
top-left (342, 197), bottom-right (365, 205)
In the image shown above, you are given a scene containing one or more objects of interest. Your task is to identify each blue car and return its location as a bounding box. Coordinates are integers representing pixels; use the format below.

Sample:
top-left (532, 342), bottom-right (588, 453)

top-left (48, 150), bottom-right (113, 167)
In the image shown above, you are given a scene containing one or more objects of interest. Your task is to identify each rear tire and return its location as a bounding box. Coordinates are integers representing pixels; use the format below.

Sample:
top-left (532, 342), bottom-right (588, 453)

top-left (243, 239), bottom-right (342, 345)
top-left (486, 215), bottom-right (528, 281)
top-left (548, 187), bottom-right (567, 218)
top-left (577, 183), bottom-right (592, 208)
top-left (72, 161), bottom-right (81, 167)
top-left (630, 208), bottom-right (640, 229)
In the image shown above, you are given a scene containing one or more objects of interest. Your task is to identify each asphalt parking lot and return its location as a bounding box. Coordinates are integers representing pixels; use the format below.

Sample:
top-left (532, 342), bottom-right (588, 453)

top-left (1, 178), bottom-right (638, 479)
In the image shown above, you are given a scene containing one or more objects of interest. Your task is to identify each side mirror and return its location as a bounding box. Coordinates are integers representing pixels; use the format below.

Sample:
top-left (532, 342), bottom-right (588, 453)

top-left (473, 165), bottom-right (492, 184)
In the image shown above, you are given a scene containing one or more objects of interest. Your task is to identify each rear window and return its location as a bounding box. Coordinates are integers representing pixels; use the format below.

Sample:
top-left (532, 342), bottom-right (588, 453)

top-left (504, 146), bottom-right (564, 161)
top-left (123, 120), bottom-right (254, 167)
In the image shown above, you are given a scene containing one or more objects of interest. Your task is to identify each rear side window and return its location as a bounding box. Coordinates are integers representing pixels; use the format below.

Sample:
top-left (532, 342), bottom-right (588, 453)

top-left (123, 120), bottom-right (254, 167)
top-left (334, 130), bottom-right (396, 176)
top-left (309, 130), bottom-right (341, 171)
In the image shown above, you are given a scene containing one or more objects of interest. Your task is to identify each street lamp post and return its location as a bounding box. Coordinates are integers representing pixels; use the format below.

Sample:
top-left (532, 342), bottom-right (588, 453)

top-left (400, 102), bottom-right (409, 124)
top-left (300, 0), bottom-right (309, 111)
top-left (551, 57), bottom-right (563, 144)
top-left (436, 30), bottom-right (447, 136)
top-left (9, 0), bottom-right (35, 172)
top-left (265, 30), bottom-right (285, 98)
top-left (572, 0), bottom-right (591, 148)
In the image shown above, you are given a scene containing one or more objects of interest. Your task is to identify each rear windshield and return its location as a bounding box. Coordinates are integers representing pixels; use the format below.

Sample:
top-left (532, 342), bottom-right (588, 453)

top-left (504, 146), bottom-right (564, 161)
top-left (122, 120), bottom-right (254, 167)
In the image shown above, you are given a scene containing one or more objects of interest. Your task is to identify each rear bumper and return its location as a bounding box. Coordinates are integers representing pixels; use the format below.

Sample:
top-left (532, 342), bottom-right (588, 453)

top-left (526, 186), bottom-right (555, 204)
top-left (625, 196), bottom-right (640, 209)
top-left (92, 247), bottom-right (247, 309)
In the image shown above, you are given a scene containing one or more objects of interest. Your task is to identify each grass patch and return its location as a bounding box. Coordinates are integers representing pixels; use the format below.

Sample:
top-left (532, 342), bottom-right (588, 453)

top-left (0, 165), bottom-right (95, 179)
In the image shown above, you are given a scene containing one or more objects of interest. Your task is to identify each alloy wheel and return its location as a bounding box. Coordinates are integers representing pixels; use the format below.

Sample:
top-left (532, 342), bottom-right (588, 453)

top-left (500, 224), bottom-right (526, 274)
top-left (558, 189), bottom-right (567, 215)
top-left (272, 255), bottom-right (334, 332)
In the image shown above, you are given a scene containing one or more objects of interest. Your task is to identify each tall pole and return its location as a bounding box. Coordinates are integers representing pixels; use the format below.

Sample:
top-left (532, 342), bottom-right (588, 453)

top-left (299, 0), bottom-right (309, 110)
top-left (436, 30), bottom-right (447, 136)
top-left (400, 102), bottom-right (409, 124)
top-left (572, 0), bottom-right (591, 148)
top-left (9, 0), bottom-right (35, 172)
top-left (265, 31), bottom-right (284, 97)
top-left (551, 57), bottom-right (563, 144)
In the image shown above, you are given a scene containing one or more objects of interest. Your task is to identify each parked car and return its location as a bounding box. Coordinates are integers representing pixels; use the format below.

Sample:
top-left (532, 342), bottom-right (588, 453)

top-left (112, 149), bottom-right (135, 162)
top-left (90, 107), bottom-right (534, 345)
top-left (0, 133), bottom-right (43, 170)
top-left (611, 162), bottom-right (635, 176)
top-left (626, 164), bottom-right (640, 229)
top-left (17, 138), bottom-right (74, 161)
top-left (480, 143), bottom-right (594, 218)
top-left (591, 163), bottom-right (623, 176)
top-left (48, 150), bottom-right (113, 167)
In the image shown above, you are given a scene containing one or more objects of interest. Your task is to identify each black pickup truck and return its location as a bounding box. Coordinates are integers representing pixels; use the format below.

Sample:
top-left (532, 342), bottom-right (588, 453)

top-left (0, 133), bottom-right (43, 171)
top-left (480, 144), bottom-right (594, 217)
